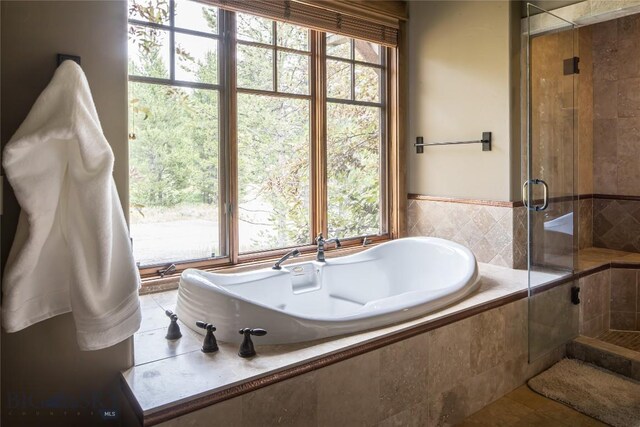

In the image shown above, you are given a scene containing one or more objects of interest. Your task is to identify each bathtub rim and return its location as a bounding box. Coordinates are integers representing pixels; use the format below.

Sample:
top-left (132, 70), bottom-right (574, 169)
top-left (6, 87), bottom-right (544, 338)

top-left (178, 236), bottom-right (480, 324)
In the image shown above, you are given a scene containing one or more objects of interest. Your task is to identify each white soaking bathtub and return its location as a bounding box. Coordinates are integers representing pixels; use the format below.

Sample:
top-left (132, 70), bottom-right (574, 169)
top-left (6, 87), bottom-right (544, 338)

top-left (176, 237), bottom-right (480, 344)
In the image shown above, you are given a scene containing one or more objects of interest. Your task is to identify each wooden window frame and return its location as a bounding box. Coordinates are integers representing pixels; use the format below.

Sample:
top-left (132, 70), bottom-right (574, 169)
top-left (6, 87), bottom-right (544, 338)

top-left (129, 6), bottom-right (404, 282)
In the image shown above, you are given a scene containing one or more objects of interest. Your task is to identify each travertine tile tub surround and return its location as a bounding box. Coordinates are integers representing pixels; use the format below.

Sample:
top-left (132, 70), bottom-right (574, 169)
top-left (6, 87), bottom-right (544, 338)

top-left (126, 262), bottom-right (577, 427)
top-left (127, 245), bottom-right (639, 427)
top-left (127, 243), bottom-right (640, 426)
top-left (153, 299), bottom-right (566, 427)
top-left (406, 195), bottom-right (527, 269)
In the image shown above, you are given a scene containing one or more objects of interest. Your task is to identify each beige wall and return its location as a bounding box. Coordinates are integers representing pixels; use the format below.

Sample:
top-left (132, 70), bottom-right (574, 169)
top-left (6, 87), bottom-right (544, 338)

top-left (1, 1), bottom-right (136, 426)
top-left (407, 0), bottom-right (518, 202)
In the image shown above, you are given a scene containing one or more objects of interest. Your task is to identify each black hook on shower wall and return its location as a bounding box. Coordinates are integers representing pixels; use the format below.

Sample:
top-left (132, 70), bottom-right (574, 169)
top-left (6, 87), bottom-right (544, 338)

top-left (57, 53), bottom-right (81, 67)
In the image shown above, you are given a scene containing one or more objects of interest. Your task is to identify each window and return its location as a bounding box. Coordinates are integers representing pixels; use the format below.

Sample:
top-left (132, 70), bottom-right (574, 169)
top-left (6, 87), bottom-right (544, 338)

top-left (326, 34), bottom-right (386, 238)
top-left (236, 14), bottom-right (312, 252)
top-left (128, 0), bottom-right (397, 277)
top-left (128, 0), bottom-right (224, 266)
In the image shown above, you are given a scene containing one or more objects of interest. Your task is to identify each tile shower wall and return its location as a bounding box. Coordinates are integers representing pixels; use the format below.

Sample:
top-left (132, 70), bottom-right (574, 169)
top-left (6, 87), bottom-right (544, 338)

top-left (579, 198), bottom-right (594, 249)
top-left (577, 267), bottom-right (639, 333)
top-left (578, 268), bottom-right (611, 337)
top-left (591, 16), bottom-right (640, 196)
top-left (588, 15), bottom-right (640, 252)
top-left (578, 25), bottom-right (595, 251)
top-left (593, 198), bottom-right (640, 252)
top-left (157, 298), bottom-right (566, 427)
top-left (406, 198), bottom-right (527, 269)
top-left (579, 25), bottom-right (594, 197)
top-left (525, 29), bottom-right (581, 268)
top-left (610, 268), bottom-right (640, 331)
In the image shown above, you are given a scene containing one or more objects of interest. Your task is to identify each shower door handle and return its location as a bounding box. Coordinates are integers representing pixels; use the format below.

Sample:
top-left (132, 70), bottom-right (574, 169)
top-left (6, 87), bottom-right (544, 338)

top-left (536, 179), bottom-right (549, 211)
top-left (522, 179), bottom-right (549, 211)
top-left (522, 181), bottom-right (530, 209)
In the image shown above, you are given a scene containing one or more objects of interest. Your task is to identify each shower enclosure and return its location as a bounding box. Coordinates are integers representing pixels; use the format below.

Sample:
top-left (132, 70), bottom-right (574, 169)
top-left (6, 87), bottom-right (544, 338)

top-left (524, 4), bottom-right (579, 362)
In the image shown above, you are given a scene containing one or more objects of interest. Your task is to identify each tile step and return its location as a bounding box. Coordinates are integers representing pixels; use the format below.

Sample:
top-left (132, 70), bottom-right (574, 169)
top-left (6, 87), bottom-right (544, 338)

top-left (567, 335), bottom-right (640, 381)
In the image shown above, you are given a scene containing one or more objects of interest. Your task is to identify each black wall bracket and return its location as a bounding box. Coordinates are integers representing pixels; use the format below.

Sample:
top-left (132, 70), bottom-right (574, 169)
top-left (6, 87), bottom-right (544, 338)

top-left (563, 56), bottom-right (580, 75)
top-left (57, 53), bottom-right (81, 67)
top-left (571, 286), bottom-right (581, 305)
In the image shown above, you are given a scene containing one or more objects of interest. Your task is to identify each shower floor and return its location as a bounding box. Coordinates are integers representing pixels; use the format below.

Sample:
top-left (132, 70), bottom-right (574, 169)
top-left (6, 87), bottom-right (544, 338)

top-left (598, 330), bottom-right (640, 353)
top-left (459, 385), bottom-right (607, 426)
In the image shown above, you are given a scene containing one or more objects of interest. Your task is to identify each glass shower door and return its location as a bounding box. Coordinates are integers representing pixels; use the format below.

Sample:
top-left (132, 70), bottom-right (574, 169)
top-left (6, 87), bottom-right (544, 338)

top-left (525, 4), bottom-right (579, 362)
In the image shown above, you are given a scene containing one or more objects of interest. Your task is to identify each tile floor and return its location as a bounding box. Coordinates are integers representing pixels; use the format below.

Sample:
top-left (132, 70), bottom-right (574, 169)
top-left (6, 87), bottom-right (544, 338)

top-left (458, 385), bottom-right (607, 426)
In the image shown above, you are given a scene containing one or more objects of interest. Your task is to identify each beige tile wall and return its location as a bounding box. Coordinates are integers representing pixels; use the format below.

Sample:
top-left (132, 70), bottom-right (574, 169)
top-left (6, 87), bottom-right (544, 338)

top-left (578, 268), bottom-right (611, 337)
top-left (577, 266), bottom-right (640, 334)
top-left (157, 298), bottom-right (567, 427)
top-left (579, 198), bottom-right (594, 250)
top-left (610, 268), bottom-right (640, 331)
top-left (592, 15), bottom-right (640, 198)
top-left (593, 198), bottom-right (640, 252)
top-left (529, 282), bottom-right (580, 361)
top-left (529, 29), bottom-right (576, 201)
top-left (574, 17), bottom-right (640, 254)
top-left (577, 22), bottom-right (595, 259)
top-left (406, 199), bottom-right (527, 269)
top-left (579, 25), bottom-right (595, 197)
top-left (527, 15), bottom-right (640, 255)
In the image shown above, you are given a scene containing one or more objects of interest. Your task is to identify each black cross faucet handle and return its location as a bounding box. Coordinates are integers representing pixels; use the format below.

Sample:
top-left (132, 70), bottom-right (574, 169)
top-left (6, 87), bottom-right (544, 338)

top-left (164, 310), bottom-right (182, 340)
top-left (238, 328), bottom-right (268, 357)
top-left (196, 321), bottom-right (219, 353)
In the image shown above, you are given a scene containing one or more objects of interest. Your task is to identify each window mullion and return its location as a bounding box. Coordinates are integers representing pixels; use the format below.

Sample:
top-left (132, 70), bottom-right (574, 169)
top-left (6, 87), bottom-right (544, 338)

top-left (217, 10), bottom-right (231, 262)
top-left (273, 21), bottom-right (278, 92)
top-left (312, 31), bottom-right (328, 240)
top-left (384, 46), bottom-right (398, 239)
top-left (227, 11), bottom-right (240, 264)
top-left (169, 0), bottom-right (175, 80)
top-left (380, 47), bottom-right (389, 236)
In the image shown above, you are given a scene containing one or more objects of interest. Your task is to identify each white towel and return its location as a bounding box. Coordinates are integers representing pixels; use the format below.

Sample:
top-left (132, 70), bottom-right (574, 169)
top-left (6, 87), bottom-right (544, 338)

top-left (2, 60), bottom-right (141, 351)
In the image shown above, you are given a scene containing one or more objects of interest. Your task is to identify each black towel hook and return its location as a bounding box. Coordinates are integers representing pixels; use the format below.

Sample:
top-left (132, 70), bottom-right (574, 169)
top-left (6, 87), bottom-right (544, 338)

top-left (57, 54), bottom-right (81, 67)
